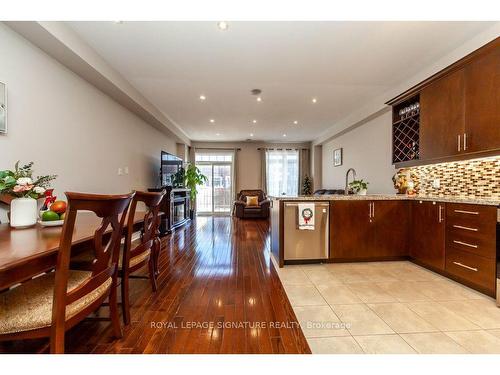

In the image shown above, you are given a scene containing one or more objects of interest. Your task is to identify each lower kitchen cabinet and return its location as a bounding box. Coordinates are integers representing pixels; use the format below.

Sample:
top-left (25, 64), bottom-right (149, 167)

top-left (330, 200), bottom-right (409, 261)
top-left (445, 203), bottom-right (497, 296)
top-left (330, 200), bottom-right (374, 260)
top-left (329, 199), bottom-right (497, 297)
top-left (410, 200), bottom-right (446, 270)
top-left (373, 200), bottom-right (409, 257)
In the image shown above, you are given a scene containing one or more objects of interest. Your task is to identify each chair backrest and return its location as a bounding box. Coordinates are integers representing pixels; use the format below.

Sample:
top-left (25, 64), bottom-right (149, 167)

top-left (238, 189), bottom-right (266, 202)
top-left (51, 192), bottom-right (134, 328)
top-left (123, 191), bottom-right (165, 268)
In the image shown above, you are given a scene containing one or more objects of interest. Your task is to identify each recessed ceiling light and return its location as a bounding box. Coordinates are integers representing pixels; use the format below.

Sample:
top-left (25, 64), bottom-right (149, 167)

top-left (312, 98), bottom-right (318, 103)
top-left (199, 95), bottom-right (206, 101)
top-left (217, 21), bottom-right (229, 30)
top-left (282, 134), bottom-right (287, 137)
top-left (293, 120), bottom-right (298, 125)
top-left (252, 119), bottom-right (257, 124)
top-left (216, 133), bottom-right (221, 136)
top-left (250, 133), bottom-right (254, 137)
top-left (209, 119), bottom-right (215, 123)
top-left (113, 21), bottom-right (124, 24)
top-left (256, 97), bottom-right (262, 102)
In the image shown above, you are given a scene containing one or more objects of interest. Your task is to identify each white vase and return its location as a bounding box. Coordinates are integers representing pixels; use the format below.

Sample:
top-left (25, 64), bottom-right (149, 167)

top-left (10, 197), bottom-right (38, 228)
top-left (357, 189), bottom-right (367, 196)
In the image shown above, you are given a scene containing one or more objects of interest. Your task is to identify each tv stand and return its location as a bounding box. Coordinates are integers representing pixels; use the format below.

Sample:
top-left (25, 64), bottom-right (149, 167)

top-left (148, 186), bottom-right (191, 236)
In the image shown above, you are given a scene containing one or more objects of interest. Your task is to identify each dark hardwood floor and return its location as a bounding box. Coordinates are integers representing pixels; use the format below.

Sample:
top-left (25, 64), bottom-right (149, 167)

top-left (0, 216), bottom-right (310, 354)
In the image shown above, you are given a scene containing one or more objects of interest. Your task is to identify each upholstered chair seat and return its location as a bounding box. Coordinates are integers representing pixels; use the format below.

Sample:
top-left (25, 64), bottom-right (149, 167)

top-left (0, 270), bottom-right (112, 335)
top-left (118, 248), bottom-right (150, 269)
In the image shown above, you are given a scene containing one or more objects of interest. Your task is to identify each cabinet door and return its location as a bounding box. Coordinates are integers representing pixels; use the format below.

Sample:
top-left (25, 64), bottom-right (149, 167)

top-left (410, 201), bottom-right (445, 270)
top-left (330, 200), bottom-right (374, 260)
top-left (420, 69), bottom-right (466, 160)
top-left (373, 201), bottom-right (409, 257)
top-left (465, 46), bottom-right (500, 153)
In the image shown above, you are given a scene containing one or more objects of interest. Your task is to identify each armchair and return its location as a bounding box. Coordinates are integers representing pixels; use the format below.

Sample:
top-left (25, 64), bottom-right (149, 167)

top-left (233, 189), bottom-right (270, 219)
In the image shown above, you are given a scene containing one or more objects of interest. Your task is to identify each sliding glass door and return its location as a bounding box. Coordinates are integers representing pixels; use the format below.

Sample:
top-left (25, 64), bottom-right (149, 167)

top-left (195, 151), bottom-right (234, 214)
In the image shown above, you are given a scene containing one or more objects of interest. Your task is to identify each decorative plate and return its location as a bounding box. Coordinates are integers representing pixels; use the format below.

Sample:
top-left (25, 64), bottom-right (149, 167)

top-left (38, 219), bottom-right (64, 227)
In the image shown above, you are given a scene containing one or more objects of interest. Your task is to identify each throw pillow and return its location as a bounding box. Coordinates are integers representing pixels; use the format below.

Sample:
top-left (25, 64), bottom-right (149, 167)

top-left (246, 196), bottom-right (259, 206)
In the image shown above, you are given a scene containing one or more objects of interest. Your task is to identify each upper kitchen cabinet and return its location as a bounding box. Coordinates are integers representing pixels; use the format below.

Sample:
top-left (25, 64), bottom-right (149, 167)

top-left (420, 69), bottom-right (465, 160)
top-left (387, 37), bottom-right (500, 167)
top-left (464, 46), bottom-right (500, 153)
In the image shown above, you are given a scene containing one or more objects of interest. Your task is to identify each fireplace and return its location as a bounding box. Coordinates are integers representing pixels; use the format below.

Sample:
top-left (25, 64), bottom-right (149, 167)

top-left (147, 187), bottom-right (191, 235)
top-left (173, 201), bottom-right (186, 225)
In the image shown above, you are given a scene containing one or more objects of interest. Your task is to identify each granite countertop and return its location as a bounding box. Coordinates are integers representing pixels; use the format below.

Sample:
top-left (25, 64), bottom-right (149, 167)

top-left (271, 194), bottom-right (500, 206)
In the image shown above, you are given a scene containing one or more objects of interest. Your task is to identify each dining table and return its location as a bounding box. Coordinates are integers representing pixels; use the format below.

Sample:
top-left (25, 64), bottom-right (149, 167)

top-left (0, 211), bottom-right (160, 291)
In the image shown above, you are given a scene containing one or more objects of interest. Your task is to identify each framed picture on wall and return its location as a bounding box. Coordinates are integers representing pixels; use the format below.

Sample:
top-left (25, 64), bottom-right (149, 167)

top-left (333, 148), bottom-right (342, 167)
top-left (0, 82), bottom-right (6, 134)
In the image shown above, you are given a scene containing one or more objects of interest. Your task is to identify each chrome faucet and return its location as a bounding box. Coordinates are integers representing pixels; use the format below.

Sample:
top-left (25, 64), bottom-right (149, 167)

top-left (345, 168), bottom-right (357, 195)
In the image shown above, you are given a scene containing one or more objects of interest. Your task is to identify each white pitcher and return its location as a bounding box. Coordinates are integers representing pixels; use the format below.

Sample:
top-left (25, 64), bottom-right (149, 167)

top-left (10, 197), bottom-right (37, 228)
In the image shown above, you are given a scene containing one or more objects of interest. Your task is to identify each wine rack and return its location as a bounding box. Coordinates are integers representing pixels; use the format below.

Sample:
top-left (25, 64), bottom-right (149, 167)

top-left (392, 95), bottom-right (420, 165)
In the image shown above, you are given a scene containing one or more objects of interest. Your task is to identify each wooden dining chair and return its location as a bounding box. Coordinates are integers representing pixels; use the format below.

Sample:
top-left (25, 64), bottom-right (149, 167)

top-left (0, 192), bottom-right (134, 353)
top-left (120, 190), bottom-right (165, 325)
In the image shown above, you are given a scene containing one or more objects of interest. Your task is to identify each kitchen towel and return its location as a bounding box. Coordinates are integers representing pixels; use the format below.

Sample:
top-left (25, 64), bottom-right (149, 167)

top-left (298, 203), bottom-right (315, 230)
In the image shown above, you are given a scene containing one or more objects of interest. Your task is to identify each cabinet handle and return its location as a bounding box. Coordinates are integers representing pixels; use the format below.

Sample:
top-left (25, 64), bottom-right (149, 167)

top-left (368, 202), bottom-right (372, 219)
top-left (438, 205), bottom-right (444, 223)
top-left (452, 224), bottom-right (478, 232)
top-left (372, 202), bottom-right (375, 218)
top-left (452, 261), bottom-right (478, 272)
top-left (453, 240), bottom-right (478, 249)
top-left (454, 209), bottom-right (479, 215)
top-left (463, 133), bottom-right (467, 150)
top-left (457, 134), bottom-right (461, 152)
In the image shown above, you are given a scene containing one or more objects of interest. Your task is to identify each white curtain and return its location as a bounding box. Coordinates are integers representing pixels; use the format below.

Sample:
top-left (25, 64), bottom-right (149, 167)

top-left (266, 149), bottom-right (299, 197)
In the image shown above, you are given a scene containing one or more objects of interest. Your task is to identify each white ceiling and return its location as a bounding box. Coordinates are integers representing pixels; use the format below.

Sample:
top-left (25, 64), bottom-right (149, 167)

top-left (67, 21), bottom-right (494, 143)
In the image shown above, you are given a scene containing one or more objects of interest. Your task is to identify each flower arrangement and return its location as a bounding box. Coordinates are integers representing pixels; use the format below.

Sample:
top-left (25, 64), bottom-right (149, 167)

top-left (0, 161), bottom-right (57, 199)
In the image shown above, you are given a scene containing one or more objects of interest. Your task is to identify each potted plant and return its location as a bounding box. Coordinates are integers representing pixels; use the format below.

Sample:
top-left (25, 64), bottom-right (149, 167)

top-left (171, 166), bottom-right (185, 188)
top-left (349, 179), bottom-right (369, 195)
top-left (302, 175), bottom-right (313, 196)
top-left (183, 163), bottom-right (208, 220)
top-left (0, 161), bottom-right (56, 228)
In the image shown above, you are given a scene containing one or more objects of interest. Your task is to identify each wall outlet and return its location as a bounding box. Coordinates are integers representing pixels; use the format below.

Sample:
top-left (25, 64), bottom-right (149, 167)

top-left (432, 179), bottom-right (440, 188)
top-left (118, 168), bottom-right (123, 176)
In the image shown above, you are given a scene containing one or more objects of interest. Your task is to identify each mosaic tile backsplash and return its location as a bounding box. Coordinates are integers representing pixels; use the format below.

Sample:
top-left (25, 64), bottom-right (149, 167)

top-left (407, 156), bottom-right (500, 198)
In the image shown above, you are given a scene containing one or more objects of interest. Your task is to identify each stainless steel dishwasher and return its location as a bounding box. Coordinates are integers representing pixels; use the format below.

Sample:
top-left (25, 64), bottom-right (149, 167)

top-left (283, 202), bottom-right (329, 261)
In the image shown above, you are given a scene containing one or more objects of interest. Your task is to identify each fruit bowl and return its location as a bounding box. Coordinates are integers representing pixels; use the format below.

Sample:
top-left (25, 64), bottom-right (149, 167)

top-left (38, 219), bottom-right (64, 227)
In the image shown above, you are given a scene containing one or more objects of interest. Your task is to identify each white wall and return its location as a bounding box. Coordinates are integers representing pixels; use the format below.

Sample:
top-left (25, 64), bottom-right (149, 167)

top-left (321, 110), bottom-right (396, 194)
top-left (0, 24), bottom-right (176, 221)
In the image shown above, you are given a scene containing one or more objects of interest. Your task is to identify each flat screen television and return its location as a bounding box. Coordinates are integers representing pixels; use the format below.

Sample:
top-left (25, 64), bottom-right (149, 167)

top-left (160, 151), bottom-right (184, 187)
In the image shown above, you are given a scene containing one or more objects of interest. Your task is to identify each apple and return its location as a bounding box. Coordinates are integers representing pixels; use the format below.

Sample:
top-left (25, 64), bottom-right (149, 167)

top-left (51, 201), bottom-right (67, 214)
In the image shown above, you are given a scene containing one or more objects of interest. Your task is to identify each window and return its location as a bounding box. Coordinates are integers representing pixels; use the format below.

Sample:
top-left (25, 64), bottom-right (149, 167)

top-left (266, 149), bottom-right (299, 196)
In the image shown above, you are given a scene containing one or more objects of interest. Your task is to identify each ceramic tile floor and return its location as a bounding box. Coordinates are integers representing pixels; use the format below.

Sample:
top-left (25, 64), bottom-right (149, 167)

top-left (274, 260), bottom-right (500, 354)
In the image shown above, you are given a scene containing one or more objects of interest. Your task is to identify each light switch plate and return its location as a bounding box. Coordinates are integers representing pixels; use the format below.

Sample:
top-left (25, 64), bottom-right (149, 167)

top-left (118, 168), bottom-right (123, 176)
top-left (432, 179), bottom-right (440, 188)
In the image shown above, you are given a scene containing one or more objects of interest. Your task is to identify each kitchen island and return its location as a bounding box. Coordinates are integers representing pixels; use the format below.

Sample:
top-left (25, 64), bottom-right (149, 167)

top-left (270, 194), bottom-right (499, 297)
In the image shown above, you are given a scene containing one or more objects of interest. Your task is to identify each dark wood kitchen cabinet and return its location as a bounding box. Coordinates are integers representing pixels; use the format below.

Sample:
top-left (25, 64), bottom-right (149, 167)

top-left (464, 46), bottom-right (500, 153)
top-left (419, 69), bottom-right (465, 160)
top-left (330, 200), bottom-right (409, 261)
top-left (372, 200), bottom-right (409, 257)
top-left (330, 200), bottom-right (374, 260)
top-left (388, 37), bottom-right (500, 166)
top-left (410, 200), bottom-right (446, 271)
top-left (445, 203), bottom-right (497, 296)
